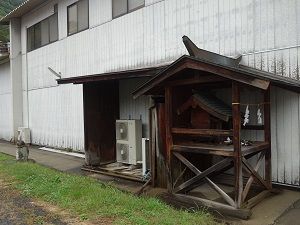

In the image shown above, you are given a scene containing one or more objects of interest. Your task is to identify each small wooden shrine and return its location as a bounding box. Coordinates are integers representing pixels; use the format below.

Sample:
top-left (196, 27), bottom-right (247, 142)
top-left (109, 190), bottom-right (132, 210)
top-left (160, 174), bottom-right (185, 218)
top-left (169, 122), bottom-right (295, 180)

top-left (133, 36), bottom-right (284, 218)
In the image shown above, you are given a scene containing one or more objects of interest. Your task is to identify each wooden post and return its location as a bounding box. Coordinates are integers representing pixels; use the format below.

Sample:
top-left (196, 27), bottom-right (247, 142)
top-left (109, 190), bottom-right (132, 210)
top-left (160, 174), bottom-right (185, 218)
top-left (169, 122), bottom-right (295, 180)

top-left (264, 87), bottom-right (272, 188)
top-left (165, 87), bottom-right (173, 192)
top-left (232, 81), bottom-right (243, 208)
top-left (149, 106), bottom-right (156, 187)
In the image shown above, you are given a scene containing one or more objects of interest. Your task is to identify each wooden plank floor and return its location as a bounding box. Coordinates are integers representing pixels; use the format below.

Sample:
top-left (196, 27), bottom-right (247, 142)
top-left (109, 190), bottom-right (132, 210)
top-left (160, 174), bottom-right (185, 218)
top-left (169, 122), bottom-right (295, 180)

top-left (172, 141), bottom-right (269, 157)
top-left (83, 162), bottom-right (143, 182)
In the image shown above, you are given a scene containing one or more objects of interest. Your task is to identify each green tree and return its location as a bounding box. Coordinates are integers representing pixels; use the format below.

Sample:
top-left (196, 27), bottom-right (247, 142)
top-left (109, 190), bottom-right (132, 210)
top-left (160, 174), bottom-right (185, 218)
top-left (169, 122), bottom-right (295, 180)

top-left (0, 0), bottom-right (25, 42)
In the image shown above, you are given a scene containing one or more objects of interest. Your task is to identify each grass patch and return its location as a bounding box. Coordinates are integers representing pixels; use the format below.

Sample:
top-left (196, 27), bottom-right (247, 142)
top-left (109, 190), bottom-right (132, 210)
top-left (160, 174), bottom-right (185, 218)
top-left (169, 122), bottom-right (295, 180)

top-left (0, 153), bottom-right (217, 225)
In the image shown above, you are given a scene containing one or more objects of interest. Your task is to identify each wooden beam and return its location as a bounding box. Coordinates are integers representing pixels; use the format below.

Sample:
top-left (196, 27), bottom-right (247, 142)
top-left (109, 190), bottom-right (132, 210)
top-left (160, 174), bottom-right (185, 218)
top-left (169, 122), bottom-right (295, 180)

top-left (241, 142), bottom-right (269, 156)
top-left (176, 97), bottom-right (194, 115)
top-left (165, 87), bottom-right (173, 192)
top-left (156, 103), bottom-right (168, 188)
top-left (172, 152), bottom-right (235, 207)
top-left (172, 141), bottom-right (268, 157)
top-left (172, 152), bottom-right (200, 175)
top-left (241, 125), bottom-right (264, 130)
top-left (242, 157), bottom-right (271, 190)
top-left (133, 57), bottom-right (271, 99)
top-left (188, 60), bottom-right (270, 90)
top-left (149, 106), bottom-right (156, 187)
top-left (173, 153), bottom-right (233, 194)
top-left (167, 75), bottom-right (227, 86)
top-left (207, 177), bottom-right (236, 208)
top-left (242, 151), bottom-right (266, 201)
top-left (172, 144), bottom-right (235, 157)
top-left (232, 81), bottom-right (243, 208)
top-left (264, 87), bottom-right (272, 188)
top-left (173, 194), bottom-right (251, 220)
top-left (171, 128), bottom-right (233, 136)
top-left (81, 167), bottom-right (143, 182)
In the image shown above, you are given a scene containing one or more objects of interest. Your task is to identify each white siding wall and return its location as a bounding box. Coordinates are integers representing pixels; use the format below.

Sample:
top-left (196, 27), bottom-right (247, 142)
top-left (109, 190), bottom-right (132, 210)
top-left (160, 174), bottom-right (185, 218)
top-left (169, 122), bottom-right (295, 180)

top-left (119, 78), bottom-right (151, 138)
top-left (17, 0), bottom-right (300, 180)
top-left (0, 62), bottom-right (13, 141)
top-left (28, 84), bottom-right (84, 152)
top-left (20, 0), bottom-right (85, 151)
top-left (271, 87), bottom-right (300, 185)
top-left (89, 0), bottom-right (112, 28)
top-left (20, 0), bottom-right (300, 80)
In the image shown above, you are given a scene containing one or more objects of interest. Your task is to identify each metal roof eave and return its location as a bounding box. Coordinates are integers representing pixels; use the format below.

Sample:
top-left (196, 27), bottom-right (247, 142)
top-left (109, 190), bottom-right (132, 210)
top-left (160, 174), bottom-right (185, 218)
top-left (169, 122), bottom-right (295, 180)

top-left (56, 66), bottom-right (167, 85)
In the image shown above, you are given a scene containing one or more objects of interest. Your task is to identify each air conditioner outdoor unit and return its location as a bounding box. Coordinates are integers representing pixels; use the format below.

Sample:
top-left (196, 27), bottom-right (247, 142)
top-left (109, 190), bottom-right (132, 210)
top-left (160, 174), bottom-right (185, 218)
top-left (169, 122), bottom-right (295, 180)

top-left (116, 120), bottom-right (142, 165)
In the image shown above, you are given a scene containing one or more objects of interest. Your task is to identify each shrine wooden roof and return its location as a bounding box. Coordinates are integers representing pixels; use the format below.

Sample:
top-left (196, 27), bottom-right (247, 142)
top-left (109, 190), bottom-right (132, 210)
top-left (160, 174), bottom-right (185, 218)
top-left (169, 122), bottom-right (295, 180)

top-left (193, 91), bottom-right (232, 122)
top-left (133, 38), bottom-right (300, 98)
top-left (177, 91), bottom-right (232, 122)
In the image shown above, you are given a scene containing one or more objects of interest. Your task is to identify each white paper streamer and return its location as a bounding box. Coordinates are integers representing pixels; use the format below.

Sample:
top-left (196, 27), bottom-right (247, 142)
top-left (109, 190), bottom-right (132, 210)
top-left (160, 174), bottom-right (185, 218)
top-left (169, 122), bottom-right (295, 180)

top-left (243, 105), bottom-right (250, 126)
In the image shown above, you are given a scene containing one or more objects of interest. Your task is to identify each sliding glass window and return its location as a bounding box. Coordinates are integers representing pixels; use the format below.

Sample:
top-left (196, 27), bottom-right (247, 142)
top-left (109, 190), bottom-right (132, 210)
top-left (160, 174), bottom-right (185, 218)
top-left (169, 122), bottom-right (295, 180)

top-left (27, 5), bottom-right (58, 52)
top-left (113, 0), bottom-right (144, 18)
top-left (67, 0), bottom-right (89, 36)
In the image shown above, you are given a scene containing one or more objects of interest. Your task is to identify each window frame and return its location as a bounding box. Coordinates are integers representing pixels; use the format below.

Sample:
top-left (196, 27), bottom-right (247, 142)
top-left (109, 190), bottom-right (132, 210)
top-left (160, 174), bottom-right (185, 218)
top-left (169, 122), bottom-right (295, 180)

top-left (27, 26), bottom-right (35, 52)
top-left (49, 13), bottom-right (59, 42)
top-left (40, 19), bottom-right (50, 46)
top-left (67, 0), bottom-right (89, 37)
top-left (27, 7), bottom-right (58, 52)
top-left (112, 0), bottom-right (145, 19)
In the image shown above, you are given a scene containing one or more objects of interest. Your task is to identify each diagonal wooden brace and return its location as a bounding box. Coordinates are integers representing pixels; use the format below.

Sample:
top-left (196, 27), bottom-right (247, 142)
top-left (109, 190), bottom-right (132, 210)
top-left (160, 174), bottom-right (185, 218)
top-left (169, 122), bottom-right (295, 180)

top-left (242, 151), bottom-right (266, 201)
top-left (173, 152), bottom-right (235, 207)
top-left (173, 153), bottom-right (233, 193)
top-left (242, 156), bottom-right (271, 191)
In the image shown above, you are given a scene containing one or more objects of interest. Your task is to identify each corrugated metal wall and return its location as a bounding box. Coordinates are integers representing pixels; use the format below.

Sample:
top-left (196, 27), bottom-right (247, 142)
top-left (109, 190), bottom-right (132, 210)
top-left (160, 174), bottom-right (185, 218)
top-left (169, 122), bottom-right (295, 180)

top-left (21, 0), bottom-right (300, 79)
top-left (119, 78), bottom-right (151, 138)
top-left (271, 86), bottom-right (300, 185)
top-left (20, 0), bottom-right (300, 85)
top-left (17, 0), bottom-right (300, 183)
top-left (28, 84), bottom-right (84, 151)
top-left (0, 62), bottom-right (13, 141)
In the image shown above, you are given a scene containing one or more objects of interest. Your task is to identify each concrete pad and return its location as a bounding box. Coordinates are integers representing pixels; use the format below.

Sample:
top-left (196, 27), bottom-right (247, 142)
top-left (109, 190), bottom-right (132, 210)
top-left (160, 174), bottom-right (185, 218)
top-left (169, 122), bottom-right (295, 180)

top-left (190, 183), bottom-right (235, 201)
top-left (39, 147), bottom-right (85, 159)
top-left (274, 199), bottom-right (300, 225)
top-left (0, 141), bottom-right (84, 174)
top-left (240, 189), bottom-right (300, 225)
top-left (275, 209), bottom-right (300, 225)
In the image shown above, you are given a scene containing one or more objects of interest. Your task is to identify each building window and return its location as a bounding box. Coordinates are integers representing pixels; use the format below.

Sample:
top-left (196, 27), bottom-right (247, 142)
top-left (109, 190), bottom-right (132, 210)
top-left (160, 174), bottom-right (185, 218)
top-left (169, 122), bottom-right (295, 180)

top-left (27, 5), bottom-right (58, 52)
top-left (67, 0), bottom-right (89, 36)
top-left (112, 0), bottom-right (144, 18)
top-left (49, 13), bottom-right (58, 42)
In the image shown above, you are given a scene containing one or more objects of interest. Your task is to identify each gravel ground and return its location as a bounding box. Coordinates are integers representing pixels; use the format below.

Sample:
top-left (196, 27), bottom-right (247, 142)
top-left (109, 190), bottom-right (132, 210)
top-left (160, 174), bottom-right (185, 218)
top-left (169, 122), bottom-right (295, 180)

top-left (0, 179), bottom-right (106, 225)
top-left (0, 181), bottom-right (65, 225)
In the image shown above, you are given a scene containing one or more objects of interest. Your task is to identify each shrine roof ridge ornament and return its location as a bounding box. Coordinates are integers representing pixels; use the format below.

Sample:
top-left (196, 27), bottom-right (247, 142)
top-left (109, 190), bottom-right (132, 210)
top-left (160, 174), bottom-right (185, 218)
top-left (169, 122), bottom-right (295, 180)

top-left (182, 36), bottom-right (242, 68)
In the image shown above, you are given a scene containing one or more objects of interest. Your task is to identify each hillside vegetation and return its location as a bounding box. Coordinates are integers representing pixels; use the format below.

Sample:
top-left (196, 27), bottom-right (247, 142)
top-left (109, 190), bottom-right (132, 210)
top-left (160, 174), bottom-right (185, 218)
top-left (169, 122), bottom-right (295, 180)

top-left (0, 0), bottom-right (24, 42)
